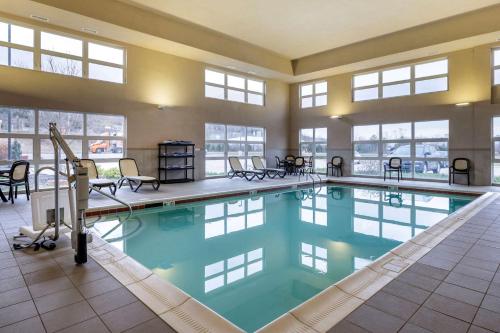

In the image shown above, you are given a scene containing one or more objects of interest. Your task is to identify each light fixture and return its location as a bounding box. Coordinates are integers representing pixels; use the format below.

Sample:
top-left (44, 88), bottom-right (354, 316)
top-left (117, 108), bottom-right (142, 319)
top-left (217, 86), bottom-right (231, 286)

top-left (225, 65), bottom-right (236, 70)
top-left (157, 105), bottom-right (168, 111)
top-left (455, 102), bottom-right (471, 107)
top-left (329, 115), bottom-right (343, 119)
top-left (82, 27), bottom-right (98, 34)
top-left (248, 71), bottom-right (257, 75)
top-left (30, 14), bottom-right (49, 22)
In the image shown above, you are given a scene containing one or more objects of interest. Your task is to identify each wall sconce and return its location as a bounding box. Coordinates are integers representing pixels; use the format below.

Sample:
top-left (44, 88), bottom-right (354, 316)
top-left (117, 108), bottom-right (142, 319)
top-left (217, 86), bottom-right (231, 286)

top-left (157, 105), bottom-right (168, 111)
top-left (455, 102), bottom-right (471, 107)
top-left (329, 115), bottom-right (343, 119)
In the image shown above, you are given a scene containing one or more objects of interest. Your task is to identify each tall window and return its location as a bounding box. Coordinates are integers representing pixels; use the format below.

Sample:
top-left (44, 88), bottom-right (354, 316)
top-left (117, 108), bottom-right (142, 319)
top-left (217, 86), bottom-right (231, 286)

top-left (352, 58), bottom-right (448, 101)
top-left (205, 123), bottom-right (265, 177)
top-left (300, 81), bottom-right (327, 109)
top-left (493, 49), bottom-right (500, 86)
top-left (0, 106), bottom-right (126, 188)
top-left (0, 19), bottom-right (125, 83)
top-left (492, 117), bottom-right (500, 183)
top-left (299, 128), bottom-right (327, 173)
top-left (204, 69), bottom-right (265, 106)
top-left (352, 120), bottom-right (449, 180)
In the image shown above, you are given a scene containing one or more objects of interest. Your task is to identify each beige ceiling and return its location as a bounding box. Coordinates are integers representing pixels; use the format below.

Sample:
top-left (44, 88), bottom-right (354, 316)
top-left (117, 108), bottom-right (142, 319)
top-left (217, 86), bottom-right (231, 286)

top-left (120, 0), bottom-right (500, 59)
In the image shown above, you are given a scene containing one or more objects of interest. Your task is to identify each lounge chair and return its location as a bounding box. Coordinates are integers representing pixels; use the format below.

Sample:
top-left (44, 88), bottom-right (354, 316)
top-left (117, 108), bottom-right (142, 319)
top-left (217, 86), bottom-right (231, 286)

top-left (228, 157), bottom-right (265, 181)
top-left (80, 159), bottom-right (117, 195)
top-left (449, 158), bottom-right (471, 186)
top-left (251, 156), bottom-right (286, 179)
top-left (118, 158), bottom-right (160, 192)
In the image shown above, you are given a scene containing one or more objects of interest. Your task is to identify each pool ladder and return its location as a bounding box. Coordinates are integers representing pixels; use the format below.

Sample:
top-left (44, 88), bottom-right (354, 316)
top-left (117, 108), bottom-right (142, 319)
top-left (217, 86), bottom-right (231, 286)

top-left (298, 172), bottom-right (323, 198)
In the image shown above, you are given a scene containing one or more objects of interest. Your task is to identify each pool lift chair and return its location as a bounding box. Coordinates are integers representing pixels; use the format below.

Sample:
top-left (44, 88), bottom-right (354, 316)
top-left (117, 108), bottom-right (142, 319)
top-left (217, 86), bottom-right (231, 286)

top-left (12, 123), bottom-right (132, 264)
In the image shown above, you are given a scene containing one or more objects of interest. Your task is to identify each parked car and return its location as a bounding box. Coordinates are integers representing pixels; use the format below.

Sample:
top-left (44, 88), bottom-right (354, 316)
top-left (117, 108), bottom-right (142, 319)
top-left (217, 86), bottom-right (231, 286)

top-left (386, 144), bottom-right (443, 174)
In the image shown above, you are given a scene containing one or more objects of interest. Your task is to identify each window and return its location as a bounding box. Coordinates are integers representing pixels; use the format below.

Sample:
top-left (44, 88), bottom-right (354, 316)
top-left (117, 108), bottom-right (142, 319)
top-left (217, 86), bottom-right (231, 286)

top-left (352, 58), bottom-right (448, 101)
top-left (492, 117), bottom-right (500, 183)
top-left (205, 123), bottom-right (265, 177)
top-left (204, 69), bottom-right (265, 106)
top-left (299, 128), bottom-right (327, 173)
top-left (204, 248), bottom-right (263, 293)
top-left (300, 81), bottom-right (327, 109)
top-left (352, 120), bottom-right (449, 180)
top-left (0, 19), bottom-right (126, 83)
top-left (0, 106), bottom-right (126, 189)
top-left (493, 49), bottom-right (500, 86)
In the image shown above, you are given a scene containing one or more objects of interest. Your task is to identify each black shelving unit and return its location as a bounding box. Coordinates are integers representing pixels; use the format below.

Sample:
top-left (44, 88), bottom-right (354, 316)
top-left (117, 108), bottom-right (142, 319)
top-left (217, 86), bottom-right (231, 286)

top-left (158, 142), bottom-right (195, 183)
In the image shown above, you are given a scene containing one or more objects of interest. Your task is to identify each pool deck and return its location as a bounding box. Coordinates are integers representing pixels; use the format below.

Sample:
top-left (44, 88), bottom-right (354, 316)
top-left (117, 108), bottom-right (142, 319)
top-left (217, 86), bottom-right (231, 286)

top-left (0, 177), bottom-right (499, 332)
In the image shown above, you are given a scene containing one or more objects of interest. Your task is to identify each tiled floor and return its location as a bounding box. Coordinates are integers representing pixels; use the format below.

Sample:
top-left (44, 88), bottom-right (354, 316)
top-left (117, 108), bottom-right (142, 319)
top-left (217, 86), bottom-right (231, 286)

top-left (0, 204), bottom-right (175, 333)
top-left (1, 178), bottom-right (500, 333)
top-left (328, 199), bottom-right (500, 333)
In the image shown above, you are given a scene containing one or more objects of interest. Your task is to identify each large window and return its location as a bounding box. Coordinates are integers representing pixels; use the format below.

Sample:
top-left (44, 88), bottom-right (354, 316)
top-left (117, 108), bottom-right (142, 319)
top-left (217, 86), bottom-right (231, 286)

top-left (299, 128), bottom-right (327, 173)
top-left (205, 123), bottom-right (265, 177)
top-left (0, 19), bottom-right (125, 83)
top-left (352, 120), bottom-right (449, 180)
top-left (492, 117), bottom-right (500, 183)
top-left (0, 106), bottom-right (126, 188)
top-left (352, 58), bottom-right (448, 102)
top-left (493, 49), bottom-right (500, 86)
top-left (300, 81), bottom-right (327, 109)
top-left (204, 69), bottom-right (265, 106)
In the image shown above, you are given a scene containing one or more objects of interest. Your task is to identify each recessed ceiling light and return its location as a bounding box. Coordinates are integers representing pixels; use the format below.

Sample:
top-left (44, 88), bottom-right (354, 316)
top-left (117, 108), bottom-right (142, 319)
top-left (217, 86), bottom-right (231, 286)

top-left (30, 14), bottom-right (49, 22)
top-left (455, 102), bottom-right (471, 107)
top-left (82, 27), bottom-right (98, 34)
top-left (329, 115), bottom-right (342, 119)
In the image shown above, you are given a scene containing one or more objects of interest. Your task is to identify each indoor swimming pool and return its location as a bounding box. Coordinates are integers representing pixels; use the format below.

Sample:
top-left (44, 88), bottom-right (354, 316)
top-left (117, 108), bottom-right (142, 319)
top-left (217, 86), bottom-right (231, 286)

top-left (92, 185), bottom-right (475, 332)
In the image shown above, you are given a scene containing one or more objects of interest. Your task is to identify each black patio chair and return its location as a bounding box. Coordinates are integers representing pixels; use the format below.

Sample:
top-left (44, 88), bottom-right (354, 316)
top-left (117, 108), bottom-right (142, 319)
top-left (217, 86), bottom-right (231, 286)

top-left (327, 156), bottom-right (343, 177)
top-left (384, 157), bottom-right (403, 181)
top-left (449, 158), bottom-right (471, 186)
top-left (0, 161), bottom-right (30, 204)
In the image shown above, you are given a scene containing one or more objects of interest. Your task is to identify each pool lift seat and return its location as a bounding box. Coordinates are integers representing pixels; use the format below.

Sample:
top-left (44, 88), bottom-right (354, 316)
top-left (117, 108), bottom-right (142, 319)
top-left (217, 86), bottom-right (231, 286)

top-left (12, 123), bottom-right (132, 264)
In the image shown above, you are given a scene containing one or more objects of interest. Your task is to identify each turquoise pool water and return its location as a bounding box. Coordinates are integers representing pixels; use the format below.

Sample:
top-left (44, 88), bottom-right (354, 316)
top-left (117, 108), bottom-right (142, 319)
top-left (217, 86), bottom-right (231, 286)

top-left (93, 185), bottom-right (474, 332)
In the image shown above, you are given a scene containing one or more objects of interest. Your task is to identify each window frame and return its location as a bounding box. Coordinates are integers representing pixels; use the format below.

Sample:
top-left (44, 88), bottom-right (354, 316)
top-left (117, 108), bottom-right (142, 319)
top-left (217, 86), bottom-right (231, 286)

top-left (0, 106), bottom-right (127, 189)
top-left (204, 123), bottom-right (266, 178)
top-left (299, 81), bottom-right (328, 109)
top-left (492, 116), bottom-right (500, 184)
top-left (299, 127), bottom-right (327, 173)
top-left (0, 17), bottom-right (126, 84)
top-left (352, 120), bottom-right (449, 180)
top-left (492, 48), bottom-right (500, 87)
top-left (352, 58), bottom-right (449, 102)
top-left (204, 68), bottom-right (266, 106)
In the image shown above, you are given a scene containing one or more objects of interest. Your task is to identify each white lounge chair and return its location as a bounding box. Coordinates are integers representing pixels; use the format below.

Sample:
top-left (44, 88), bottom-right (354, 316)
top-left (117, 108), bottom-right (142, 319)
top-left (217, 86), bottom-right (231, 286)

top-left (118, 158), bottom-right (160, 192)
top-left (251, 156), bottom-right (286, 179)
top-left (228, 157), bottom-right (265, 181)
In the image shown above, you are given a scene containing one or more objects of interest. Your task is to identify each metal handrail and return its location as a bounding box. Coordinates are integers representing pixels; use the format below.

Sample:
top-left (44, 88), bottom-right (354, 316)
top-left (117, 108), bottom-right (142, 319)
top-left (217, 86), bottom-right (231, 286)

top-left (34, 166), bottom-right (133, 224)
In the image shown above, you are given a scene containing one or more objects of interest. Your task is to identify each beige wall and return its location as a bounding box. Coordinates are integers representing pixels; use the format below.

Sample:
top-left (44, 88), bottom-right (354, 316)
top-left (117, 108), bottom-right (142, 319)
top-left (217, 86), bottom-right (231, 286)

top-left (290, 44), bottom-right (500, 185)
top-left (0, 26), bottom-right (289, 179)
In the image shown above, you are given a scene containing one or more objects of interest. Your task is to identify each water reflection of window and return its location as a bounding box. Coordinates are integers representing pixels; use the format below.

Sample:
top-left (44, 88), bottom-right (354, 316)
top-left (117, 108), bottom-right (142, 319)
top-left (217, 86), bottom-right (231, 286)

top-left (92, 219), bottom-right (124, 251)
top-left (353, 217), bottom-right (380, 237)
top-left (204, 198), bottom-right (265, 239)
top-left (415, 210), bottom-right (448, 227)
top-left (354, 201), bottom-right (379, 218)
top-left (354, 257), bottom-right (373, 271)
top-left (299, 192), bottom-right (328, 226)
top-left (382, 223), bottom-right (412, 242)
top-left (353, 189), bottom-right (381, 201)
top-left (382, 206), bottom-right (411, 224)
top-left (414, 195), bottom-right (450, 210)
top-left (204, 248), bottom-right (263, 293)
top-left (300, 242), bottom-right (327, 273)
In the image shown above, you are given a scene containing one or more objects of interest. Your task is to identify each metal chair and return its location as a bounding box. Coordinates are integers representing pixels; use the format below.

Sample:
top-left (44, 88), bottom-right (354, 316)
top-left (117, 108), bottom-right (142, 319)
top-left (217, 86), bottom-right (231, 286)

top-left (294, 156), bottom-right (306, 175)
top-left (0, 161), bottom-right (30, 204)
top-left (449, 158), bottom-right (471, 186)
top-left (327, 156), bottom-right (343, 177)
top-left (384, 157), bottom-right (403, 181)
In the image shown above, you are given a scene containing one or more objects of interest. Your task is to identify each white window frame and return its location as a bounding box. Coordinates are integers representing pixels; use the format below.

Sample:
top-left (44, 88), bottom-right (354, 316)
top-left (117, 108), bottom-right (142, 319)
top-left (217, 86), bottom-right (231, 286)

top-left (299, 81), bottom-right (327, 109)
top-left (492, 48), bottom-right (500, 87)
top-left (204, 68), bottom-right (265, 106)
top-left (352, 121), bottom-right (449, 180)
top-left (205, 123), bottom-right (266, 177)
top-left (352, 58), bottom-right (448, 102)
top-left (0, 106), bottom-right (126, 189)
top-left (492, 116), bottom-right (500, 184)
top-left (299, 127), bottom-right (327, 173)
top-left (0, 17), bottom-right (126, 84)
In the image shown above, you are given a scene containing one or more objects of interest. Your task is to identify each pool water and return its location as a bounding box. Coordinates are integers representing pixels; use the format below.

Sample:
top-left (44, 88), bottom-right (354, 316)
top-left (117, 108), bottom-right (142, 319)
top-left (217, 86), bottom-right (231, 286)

top-left (93, 185), bottom-right (474, 332)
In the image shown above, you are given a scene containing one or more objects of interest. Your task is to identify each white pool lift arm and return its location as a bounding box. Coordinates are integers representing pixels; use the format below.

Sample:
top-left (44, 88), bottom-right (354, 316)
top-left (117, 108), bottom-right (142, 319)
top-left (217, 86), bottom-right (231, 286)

top-left (49, 122), bottom-right (90, 264)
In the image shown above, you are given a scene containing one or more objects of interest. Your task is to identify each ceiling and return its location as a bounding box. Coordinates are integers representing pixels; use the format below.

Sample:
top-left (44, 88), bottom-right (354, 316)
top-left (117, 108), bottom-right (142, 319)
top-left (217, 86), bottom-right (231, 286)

top-left (120, 0), bottom-right (500, 59)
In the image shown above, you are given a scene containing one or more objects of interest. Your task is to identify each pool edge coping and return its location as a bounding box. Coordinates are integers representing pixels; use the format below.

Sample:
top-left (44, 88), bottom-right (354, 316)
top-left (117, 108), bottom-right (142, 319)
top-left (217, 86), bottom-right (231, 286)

top-left (84, 181), bottom-right (494, 333)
